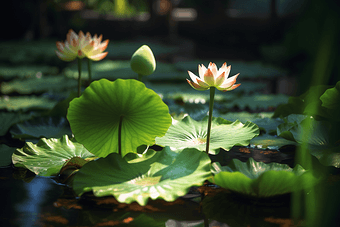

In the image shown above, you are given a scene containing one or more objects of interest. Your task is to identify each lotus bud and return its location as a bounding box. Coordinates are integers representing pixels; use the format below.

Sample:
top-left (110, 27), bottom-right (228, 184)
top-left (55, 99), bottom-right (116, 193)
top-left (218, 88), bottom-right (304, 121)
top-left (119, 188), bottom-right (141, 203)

top-left (130, 45), bottom-right (156, 76)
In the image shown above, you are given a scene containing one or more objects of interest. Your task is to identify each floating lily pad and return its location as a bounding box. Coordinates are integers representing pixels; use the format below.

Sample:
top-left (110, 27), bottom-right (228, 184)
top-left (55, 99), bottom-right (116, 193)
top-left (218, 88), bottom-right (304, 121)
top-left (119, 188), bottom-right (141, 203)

top-left (10, 116), bottom-right (72, 143)
top-left (0, 144), bottom-right (16, 167)
top-left (0, 65), bottom-right (59, 79)
top-left (67, 79), bottom-right (172, 157)
top-left (224, 94), bottom-right (289, 110)
top-left (250, 134), bottom-right (298, 150)
top-left (1, 76), bottom-right (77, 95)
top-left (64, 60), bottom-right (132, 80)
top-left (167, 101), bottom-right (209, 121)
top-left (217, 112), bottom-right (274, 123)
top-left (155, 115), bottom-right (259, 154)
top-left (218, 112), bottom-right (282, 134)
top-left (210, 158), bottom-right (316, 197)
top-left (0, 96), bottom-right (58, 111)
top-left (73, 147), bottom-right (211, 206)
top-left (0, 112), bottom-right (36, 136)
top-left (0, 40), bottom-right (58, 64)
top-left (12, 135), bottom-right (96, 176)
top-left (64, 60), bottom-right (183, 81)
top-left (166, 88), bottom-right (236, 103)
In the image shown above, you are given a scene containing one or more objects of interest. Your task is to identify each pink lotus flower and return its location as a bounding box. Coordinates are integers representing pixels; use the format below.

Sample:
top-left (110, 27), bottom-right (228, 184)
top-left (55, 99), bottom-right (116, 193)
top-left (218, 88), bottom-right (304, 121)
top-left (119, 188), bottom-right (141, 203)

top-left (82, 32), bottom-right (109, 61)
top-left (55, 29), bottom-right (109, 62)
top-left (186, 62), bottom-right (241, 91)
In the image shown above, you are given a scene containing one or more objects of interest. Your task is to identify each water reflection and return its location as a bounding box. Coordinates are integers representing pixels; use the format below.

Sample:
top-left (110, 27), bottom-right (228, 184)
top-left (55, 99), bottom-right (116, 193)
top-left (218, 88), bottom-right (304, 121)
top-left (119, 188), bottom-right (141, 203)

top-left (15, 176), bottom-right (53, 227)
top-left (0, 166), bottom-right (308, 226)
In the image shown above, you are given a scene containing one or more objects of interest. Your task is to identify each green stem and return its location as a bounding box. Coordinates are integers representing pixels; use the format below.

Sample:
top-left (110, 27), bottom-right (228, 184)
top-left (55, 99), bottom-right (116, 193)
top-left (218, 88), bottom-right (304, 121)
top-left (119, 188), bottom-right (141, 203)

top-left (77, 58), bottom-right (82, 97)
top-left (87, 58), bottom-right (92, 85)
top-left (118, 115), bottom-right (123, 156)
top-left (205, 87), bottom-right (215, 154)
top-left (138, 74), bottom-right (143, 82)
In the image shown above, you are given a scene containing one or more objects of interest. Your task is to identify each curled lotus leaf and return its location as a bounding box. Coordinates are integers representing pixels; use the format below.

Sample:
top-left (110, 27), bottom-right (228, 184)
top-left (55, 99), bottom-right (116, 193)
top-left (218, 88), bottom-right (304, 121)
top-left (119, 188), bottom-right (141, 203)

top-left (277, 115), bottom-right (340, 168)
top-left (73, 147), bottom-right (211, 206)
top-left (12, 135), bottom-right (95, 176)
top-left (210, 158), bottom-right (317, 198)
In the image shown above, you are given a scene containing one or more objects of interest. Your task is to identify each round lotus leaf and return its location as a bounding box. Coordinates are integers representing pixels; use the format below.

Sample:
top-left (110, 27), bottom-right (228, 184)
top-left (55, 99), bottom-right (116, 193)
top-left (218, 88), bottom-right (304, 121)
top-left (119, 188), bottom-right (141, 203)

top-left (155, 115), bottom-right (260, 154)
top-left (130, 45), bottom-right (156, 76)
top-left (12, 135), bottom-right (95, 176)
top-left (67, 78), bottom-right (172, 158)
top-left (73, 147), bottom-right (212, 206)
top-left (210, 158), bottom-right (317, 197)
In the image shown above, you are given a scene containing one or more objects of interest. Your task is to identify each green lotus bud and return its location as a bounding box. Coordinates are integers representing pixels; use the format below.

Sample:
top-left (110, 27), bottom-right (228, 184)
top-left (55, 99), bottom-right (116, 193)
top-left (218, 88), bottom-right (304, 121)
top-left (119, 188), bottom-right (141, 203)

top-left (130, 45), bottom-right (156, 76)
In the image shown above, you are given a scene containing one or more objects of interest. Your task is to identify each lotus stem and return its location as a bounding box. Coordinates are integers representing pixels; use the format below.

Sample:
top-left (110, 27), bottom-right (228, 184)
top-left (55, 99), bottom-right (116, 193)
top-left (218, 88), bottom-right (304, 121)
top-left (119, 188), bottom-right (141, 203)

top-left (205, 87), bottom-right (215, 154)
top-left (118, 115), bottom-right (123, 156)
top-left (201, 193), bottom-right (209, 227)
top-left (87, 58), bottom-right (92, 85)
top-left (77, 58), bottom-right (82, 97)
top-left (138, 74), bottom-right (143, 82)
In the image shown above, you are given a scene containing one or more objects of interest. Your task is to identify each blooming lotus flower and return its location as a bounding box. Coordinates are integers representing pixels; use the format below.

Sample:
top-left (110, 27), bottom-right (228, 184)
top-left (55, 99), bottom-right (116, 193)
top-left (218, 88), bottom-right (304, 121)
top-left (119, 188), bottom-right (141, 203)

top-left (186, 62), bottom-right (241, 92)
top-left (55, 29), bottom-right (109, 62)
top-left (82, 32), bottom-right (109, 61)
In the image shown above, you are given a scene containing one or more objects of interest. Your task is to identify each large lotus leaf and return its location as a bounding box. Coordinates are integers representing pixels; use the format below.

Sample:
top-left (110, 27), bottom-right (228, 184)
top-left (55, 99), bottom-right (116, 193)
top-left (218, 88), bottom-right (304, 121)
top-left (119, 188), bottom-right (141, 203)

top-left (1, 76), bottom-right (77, 95)
top-left (67, 78), bottom-right (172, 158)
top-left (73, 147), bottom-right (211, 206)
top-left (155, 115), bottom-right (259, 154)
top-left (12, 135), bottom-right (96, 176)
top-left (210, 158), bottom-right (316, 197)
top-left (10, 116), bottom-right (72, 143)
top-left (0, 96), bottom-right (58, 111)
top-left (0, 112), bottom-right (35, 136)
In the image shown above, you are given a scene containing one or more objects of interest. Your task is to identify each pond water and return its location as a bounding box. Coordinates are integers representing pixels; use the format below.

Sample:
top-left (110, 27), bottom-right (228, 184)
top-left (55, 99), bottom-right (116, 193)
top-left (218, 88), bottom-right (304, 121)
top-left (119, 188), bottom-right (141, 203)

top-left (1, 148), bottom-right (303, 227)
